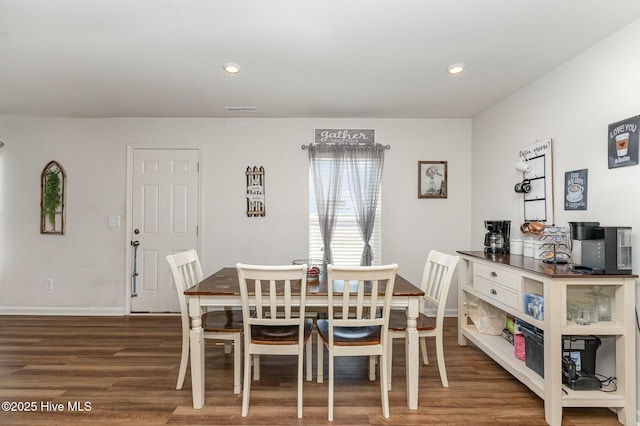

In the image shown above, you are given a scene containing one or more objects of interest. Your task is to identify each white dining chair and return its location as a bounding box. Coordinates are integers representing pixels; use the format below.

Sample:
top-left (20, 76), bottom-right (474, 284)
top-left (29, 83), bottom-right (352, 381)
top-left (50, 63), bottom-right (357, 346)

top-left (236, 263), bottom-right (313, 418)
top-left (387, 250), bottom-right (459, 388)
top-left (316, 263), bottom-right (398, 421)
top-left (166, 249), bottom-right (243, 393)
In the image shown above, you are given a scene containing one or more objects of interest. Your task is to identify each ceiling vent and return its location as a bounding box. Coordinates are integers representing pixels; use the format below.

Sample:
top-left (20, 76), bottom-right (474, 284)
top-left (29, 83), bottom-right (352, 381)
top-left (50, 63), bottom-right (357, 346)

top-left (224, 106), bottom-right (258, 112)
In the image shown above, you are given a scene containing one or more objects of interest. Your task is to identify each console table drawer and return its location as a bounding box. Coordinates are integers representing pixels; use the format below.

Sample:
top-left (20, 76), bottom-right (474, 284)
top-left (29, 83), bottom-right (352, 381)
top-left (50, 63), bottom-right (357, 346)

top-left (474, 262), bottom-right (519, 291)
top-left (473, 277), bottom-right (519, 309)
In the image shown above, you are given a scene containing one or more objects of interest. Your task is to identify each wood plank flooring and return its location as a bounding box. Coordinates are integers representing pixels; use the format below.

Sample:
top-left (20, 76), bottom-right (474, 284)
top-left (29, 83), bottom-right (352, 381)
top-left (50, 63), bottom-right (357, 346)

top-left (0, 315), bottom-right (623, 425)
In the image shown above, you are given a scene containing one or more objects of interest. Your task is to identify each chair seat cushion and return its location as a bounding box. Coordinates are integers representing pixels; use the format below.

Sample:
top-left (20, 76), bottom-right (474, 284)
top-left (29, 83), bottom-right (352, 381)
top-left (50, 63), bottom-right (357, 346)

top-left (250, 318), bottom-right (313, 345)
top-left (202, 310), bottom-right (243, 332)
top-left (316, 319), bottom-right (381, 346)
top-left (388, 310), bottom-right (436, 331)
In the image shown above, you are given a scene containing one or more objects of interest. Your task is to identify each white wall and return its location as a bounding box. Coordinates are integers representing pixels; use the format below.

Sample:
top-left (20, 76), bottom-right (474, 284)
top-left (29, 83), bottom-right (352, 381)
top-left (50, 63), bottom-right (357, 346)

top-left (472, 18), bottom-right (640, 421)
top-left (0, 118), bottom-right (471, 315)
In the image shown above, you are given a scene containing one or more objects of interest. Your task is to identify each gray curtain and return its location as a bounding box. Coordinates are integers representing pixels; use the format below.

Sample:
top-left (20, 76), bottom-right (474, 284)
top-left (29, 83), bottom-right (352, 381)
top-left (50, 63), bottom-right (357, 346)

top-left (308, 144), bottom-right (345, 264)
top-left (344, 144), bottom-right (385, 266)
top-left (309, 143), bottom-right (385, 266)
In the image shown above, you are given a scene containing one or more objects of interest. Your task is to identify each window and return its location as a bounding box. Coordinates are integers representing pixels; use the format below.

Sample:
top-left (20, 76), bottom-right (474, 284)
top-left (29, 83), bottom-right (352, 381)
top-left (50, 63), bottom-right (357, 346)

top-left (309, 159), bottom-right (382, 266)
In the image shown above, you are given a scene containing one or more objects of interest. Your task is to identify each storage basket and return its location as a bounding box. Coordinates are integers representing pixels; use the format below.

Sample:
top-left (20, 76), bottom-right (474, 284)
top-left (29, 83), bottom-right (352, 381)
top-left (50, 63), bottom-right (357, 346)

top-left (520, 325), bottom-right (544, 378)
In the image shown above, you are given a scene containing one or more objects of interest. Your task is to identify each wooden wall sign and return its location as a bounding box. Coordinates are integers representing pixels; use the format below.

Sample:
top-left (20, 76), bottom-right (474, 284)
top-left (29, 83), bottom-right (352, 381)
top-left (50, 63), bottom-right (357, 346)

top-left (246, 166), bottom-right (265, 217)
top-left (314, 129), bottom-right (375, 144)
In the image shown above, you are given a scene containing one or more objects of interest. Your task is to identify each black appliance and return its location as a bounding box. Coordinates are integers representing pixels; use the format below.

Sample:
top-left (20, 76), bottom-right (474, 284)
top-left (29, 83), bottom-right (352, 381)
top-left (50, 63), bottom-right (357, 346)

top-left (562, 336), bottom-right (602, 390)
top-left (570, 224), bottom-right (632, 274)
top-left (569, 221), bottom-right (600, 240)
top-left (579, 226), bottom-right (632, 275)
top-left (484, 220), bottom-right (511, 254)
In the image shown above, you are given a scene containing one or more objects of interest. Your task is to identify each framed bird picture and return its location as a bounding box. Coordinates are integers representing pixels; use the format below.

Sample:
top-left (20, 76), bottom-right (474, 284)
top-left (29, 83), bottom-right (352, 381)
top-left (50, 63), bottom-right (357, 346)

top-left (418, 161), bottom-right (447, 199)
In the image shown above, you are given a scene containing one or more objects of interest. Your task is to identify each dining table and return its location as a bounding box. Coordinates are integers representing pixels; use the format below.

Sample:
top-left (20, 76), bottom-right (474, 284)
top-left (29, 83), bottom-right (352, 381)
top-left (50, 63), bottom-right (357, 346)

top-left (184, 267), bottom-right (425, 410)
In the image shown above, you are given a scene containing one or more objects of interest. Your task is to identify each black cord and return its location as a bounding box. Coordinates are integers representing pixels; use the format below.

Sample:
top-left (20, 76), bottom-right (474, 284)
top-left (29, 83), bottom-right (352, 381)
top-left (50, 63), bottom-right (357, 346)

top-left (595, 373), bottom-right (617, 392)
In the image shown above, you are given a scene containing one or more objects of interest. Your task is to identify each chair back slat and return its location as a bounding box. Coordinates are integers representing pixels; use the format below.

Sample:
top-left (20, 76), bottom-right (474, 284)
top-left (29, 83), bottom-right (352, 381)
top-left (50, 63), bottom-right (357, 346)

top-left (254, 280), bottom-right (263, 318)
top-left (369, 281), bottom-right (379, 319)
top-left (284, 280), bottom-right (292, 319)
top-left (269, 279), bottom-right (278, 317)
top-left (342, 283), bottom-right (351, 319)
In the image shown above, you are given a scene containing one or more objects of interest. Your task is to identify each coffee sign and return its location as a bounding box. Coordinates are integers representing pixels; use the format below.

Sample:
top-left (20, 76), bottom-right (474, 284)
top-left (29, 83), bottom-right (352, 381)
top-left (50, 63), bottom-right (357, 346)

top-left (608, 115), bottom-right (639, 169)
top-left (314, 129), bottom-right (375, 144)
top-left (564, 169), bottom-right (587, 211)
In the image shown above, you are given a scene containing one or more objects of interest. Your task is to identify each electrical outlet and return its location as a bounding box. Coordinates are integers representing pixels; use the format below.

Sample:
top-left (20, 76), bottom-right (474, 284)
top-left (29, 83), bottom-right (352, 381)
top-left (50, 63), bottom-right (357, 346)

top-left (44, 278), bottom-right (53, 291)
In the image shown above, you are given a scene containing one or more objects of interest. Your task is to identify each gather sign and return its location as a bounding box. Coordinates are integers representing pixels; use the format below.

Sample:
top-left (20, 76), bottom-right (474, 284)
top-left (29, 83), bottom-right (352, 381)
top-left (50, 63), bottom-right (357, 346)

top-left (314, 129), bottom-right (375, 144)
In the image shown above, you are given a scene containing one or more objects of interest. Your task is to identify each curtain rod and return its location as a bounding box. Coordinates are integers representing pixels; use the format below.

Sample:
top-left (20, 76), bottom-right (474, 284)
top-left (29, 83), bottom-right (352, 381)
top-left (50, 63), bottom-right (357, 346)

top-left (301, 143), bottom-right (390, 150)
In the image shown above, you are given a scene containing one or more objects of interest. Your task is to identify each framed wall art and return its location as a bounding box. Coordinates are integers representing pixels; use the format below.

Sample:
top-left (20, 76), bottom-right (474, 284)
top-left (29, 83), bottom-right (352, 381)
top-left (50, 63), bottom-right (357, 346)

top-left (40, 160), bottom-right (66, 234)
top-left (564, 169), bottom-right (587, 211)
top-left (418, 161), bottom-right (447, 199)
top-left (608, 115), bottom-right (639, 169)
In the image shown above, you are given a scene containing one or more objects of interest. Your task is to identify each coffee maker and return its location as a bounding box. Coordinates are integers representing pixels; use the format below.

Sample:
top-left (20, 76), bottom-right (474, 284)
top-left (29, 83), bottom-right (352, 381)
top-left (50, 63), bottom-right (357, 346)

top-left (570, 222), bottom-right (632, 274)
top-left (484, 220), bottom-right (511, 254)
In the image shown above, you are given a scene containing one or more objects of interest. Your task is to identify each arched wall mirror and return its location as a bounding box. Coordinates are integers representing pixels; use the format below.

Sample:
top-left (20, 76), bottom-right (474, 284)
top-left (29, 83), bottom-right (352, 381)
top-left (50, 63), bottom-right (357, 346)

top-left (40, 160), bottom-right (66, 234)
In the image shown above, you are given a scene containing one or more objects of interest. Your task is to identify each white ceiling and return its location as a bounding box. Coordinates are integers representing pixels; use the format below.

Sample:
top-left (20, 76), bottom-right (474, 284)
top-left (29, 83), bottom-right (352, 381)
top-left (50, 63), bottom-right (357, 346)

top-left (1, 0), bottom-right (640, 119)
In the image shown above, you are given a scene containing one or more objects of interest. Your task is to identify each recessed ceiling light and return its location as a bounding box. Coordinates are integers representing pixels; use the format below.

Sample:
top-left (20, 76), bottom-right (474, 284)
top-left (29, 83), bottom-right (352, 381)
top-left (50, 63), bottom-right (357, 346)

top-left (447, 63), bottom-right (465, 75)
top-left (223, 63), bottom-right (241, 74)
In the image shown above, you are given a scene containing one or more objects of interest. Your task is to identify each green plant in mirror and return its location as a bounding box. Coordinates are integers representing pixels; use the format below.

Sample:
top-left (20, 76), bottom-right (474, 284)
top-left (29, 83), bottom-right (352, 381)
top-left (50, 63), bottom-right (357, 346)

top-left (43, 169), bottom-right (61, 227)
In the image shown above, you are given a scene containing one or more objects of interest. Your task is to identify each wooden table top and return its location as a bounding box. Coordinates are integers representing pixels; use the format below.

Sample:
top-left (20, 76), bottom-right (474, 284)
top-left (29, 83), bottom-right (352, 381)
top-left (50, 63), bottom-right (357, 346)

top-left (185, 267), bottom-right (424, 296)
top-left (457, 250), bottom-right (638, 279)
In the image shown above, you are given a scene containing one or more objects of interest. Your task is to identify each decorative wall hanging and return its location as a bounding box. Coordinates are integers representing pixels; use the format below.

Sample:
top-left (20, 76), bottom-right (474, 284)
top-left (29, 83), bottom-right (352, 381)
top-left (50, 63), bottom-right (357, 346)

top-left (246, 166), bottom-right (265, 217)
top-left (564, 169), bottom-right (587, 211)
top-left (40, 160), bottom-right (66, 234)
top-left (314, 128), bottom-right (375, 144)
top-left (418, 161), bottom-right (447, 199)
top-left (302, 128), bottom-right (390, 150)
top-left (518, 139), bottom-right (554, 223)
top-left (607, 115), bottom-right (639, 169)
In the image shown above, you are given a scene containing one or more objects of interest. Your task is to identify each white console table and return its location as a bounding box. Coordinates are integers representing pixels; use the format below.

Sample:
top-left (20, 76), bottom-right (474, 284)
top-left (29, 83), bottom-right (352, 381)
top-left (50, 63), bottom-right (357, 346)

top-left (457, 251), bottom-right (637, 425)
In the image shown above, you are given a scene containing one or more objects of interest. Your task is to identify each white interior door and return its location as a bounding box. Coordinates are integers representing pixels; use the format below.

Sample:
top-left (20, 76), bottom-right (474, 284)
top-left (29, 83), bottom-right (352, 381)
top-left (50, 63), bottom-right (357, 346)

top-left (131, 148), bottom-right (200, 313)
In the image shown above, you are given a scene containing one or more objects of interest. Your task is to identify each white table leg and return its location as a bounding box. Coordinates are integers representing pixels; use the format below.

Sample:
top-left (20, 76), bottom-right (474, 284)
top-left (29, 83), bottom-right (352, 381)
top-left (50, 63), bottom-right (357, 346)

top-left (188, 298), bottom-right (205, 409)
top-left (405, 297), bottom-right (419, 410)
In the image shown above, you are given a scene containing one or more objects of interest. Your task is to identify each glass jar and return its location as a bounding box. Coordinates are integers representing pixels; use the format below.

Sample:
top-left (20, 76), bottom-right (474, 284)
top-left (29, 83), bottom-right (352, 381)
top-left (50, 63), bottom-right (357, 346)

top-left (583, 286), bottom-right (611, 322)
top-left (573, 303), bottom-right (596, 325)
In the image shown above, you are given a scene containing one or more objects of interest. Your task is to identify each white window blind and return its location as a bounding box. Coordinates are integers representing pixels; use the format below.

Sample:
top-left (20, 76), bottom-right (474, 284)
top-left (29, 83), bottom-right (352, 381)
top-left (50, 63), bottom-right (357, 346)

top-left (309, 161), bottom-right (382, 266)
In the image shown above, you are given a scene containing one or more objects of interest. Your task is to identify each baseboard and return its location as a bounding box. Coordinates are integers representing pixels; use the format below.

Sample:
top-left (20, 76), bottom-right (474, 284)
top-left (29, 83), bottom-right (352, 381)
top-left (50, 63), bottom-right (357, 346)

top-left (425, 308), bottom-right (459, 317)
top-left (0, 307), bottom-right (460, 317)
top-left (0, 306), bottom-right (125, 316)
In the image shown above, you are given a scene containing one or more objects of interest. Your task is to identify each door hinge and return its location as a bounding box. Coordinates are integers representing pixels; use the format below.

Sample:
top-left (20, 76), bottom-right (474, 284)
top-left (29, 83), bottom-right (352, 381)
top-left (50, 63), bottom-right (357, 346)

top-left (196, 162), bottom-right (200, 172)
top-left (196, 225), bottom-right (199, 236)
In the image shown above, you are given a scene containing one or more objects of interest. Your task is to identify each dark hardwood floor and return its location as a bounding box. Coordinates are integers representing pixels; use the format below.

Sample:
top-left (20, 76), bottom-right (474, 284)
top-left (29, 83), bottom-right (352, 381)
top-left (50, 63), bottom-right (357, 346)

top-left (0, 315), bottom-right (623, 425)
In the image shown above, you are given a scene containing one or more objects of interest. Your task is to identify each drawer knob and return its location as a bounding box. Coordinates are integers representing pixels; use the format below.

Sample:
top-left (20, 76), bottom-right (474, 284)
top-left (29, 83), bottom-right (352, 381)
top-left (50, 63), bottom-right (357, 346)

top-left (490, 288), bottom-right (498, 295)
top-left (490, 272), bottom-right (498, 278)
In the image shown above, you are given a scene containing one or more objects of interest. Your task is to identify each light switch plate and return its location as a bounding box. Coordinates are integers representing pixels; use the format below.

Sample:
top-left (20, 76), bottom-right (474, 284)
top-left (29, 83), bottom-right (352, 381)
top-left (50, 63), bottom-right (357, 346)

top-left (108, 216), bottom-right (121, 227)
